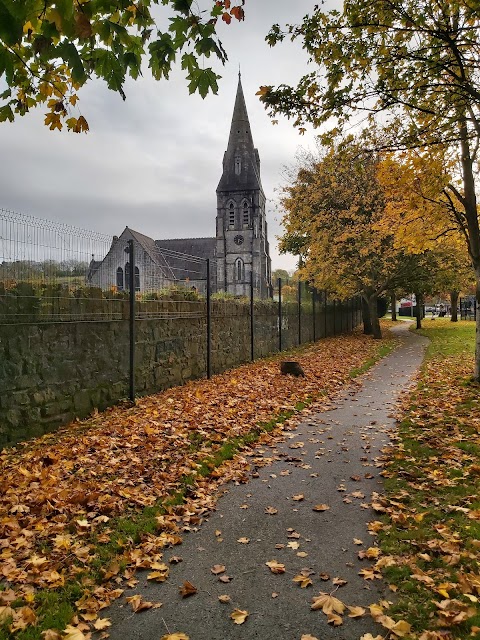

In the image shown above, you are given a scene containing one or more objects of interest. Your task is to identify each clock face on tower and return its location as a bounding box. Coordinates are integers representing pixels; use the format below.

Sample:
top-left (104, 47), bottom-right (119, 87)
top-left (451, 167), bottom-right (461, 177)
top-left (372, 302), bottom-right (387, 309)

top-left (234, 235), bottom-right (244, 246)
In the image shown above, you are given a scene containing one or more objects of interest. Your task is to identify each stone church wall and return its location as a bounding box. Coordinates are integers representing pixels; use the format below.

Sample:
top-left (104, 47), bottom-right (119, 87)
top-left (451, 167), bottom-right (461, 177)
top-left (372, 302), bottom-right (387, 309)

top-left (0, 300), bottom-right (362, 447)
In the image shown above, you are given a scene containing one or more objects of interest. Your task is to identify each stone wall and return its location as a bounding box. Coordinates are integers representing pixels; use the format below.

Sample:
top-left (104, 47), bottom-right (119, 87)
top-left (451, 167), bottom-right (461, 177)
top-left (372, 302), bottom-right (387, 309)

top-left (0, 300), bottom-right (362, 446)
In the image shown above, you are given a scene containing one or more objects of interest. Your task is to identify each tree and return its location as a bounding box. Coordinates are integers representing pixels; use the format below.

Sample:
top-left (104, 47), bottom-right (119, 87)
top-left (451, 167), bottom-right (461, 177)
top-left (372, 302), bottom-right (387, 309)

top-left (279, 136), bottom-right (411, 339)
top-left (0, 0), bottom-right (244, 132)
top-left (261, 1), bottom-right (480, 378)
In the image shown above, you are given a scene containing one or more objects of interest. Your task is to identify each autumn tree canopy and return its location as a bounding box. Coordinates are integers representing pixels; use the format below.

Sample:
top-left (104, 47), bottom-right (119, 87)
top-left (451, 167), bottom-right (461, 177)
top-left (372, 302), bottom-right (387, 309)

top-left (262, 0), bottom-right (480, 377)
top-left (0, 0), bottom-right (244, 132)
top-left (279, 137), bottom-right (415, 339)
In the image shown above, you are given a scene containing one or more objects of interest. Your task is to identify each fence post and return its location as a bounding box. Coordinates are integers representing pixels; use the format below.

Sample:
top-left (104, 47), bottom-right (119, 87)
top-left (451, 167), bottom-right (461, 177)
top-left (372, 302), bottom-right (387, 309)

top-left (250, 270), bottom-right (254, 361)
top-left (324, 290), bottom-right (328, 338)
top-left (206, 259), bottom-right (212, 379)
top-left (312, 287), bottom-right (316, 342)
top-left (127, 239), bottom-right (135, 403)
top-left (278, 277), bottom-right (282, 352)
top-left (298, 280), bottom-right (302, 345)
top-left (333, 299), bottom-right (336, 336)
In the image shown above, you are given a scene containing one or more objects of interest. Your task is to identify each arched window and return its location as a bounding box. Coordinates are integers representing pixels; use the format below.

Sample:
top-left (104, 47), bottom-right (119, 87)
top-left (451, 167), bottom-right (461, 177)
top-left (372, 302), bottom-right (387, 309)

top-left (242, 201), bottom-right (250, 227)
top-left (235, 258), bottom-right (244, 282)
top-left (134, 266), bottom-right (140, 291)
top-left (125, 261), bottom-right (130, 290)
top-left (228, 201), bottom-right (235, 228)
top-left (116, 266), bottom-right (124, 290)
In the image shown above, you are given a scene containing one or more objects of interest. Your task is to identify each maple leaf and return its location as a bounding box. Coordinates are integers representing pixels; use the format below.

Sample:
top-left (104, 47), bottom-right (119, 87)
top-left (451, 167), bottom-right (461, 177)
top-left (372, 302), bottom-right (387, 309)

top-left (93, 618), bottom-right (111, 630)
top-left (292, 494), bottom-right (305, 501)
top-left (62, 626), bottom-right (87, 640)
top-left (265, 506), bottom-right (278, 515)
top-left (161, 634), bottom-right (189, 640)
top-left (327, 612), bottom-right (343, 626)
top-left (230, 608), bottom-right (248, 624)
top-left (266, 560), bottom-right (286, 574)
top-left (311, 593), bottom-right (346, 614)
top-left (179, 581), bottom-right (197, 597)
top-left (292, 574), bottom-right (313, 588)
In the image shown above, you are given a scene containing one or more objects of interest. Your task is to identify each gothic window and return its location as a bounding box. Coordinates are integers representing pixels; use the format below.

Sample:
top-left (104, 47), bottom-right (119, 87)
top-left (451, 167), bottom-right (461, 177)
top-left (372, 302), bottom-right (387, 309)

top-left (235, 156), bottom-right (241, 175)
top-left (134, 266), bottom-right (140, 291)
top-left (125, 261), bottom-right (130, 290)
top-left (235, 258), bottom-right (244, 282)
top-left (242, 201), bottom-right (250, 227)
top-left (116, 267), bottom-right (124, 290)
top-left (228, 201), bottom-right (235, 228)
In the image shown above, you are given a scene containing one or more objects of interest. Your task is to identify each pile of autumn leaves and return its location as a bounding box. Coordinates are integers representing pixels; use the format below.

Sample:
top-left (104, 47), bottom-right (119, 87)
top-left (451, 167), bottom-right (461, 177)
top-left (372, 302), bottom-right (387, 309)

top-left (0, 331), bottom-right (382, 639)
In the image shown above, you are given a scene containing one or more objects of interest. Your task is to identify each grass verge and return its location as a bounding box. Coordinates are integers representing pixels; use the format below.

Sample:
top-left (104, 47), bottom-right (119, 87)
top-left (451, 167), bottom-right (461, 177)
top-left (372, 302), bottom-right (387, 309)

top-left (373, 319), bottom-right (480, 639)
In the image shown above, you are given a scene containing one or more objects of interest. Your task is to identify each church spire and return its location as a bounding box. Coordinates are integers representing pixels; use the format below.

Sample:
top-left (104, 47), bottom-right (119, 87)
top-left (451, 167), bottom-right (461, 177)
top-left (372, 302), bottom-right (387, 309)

top-left (217, 74), bottom-right (263, 193)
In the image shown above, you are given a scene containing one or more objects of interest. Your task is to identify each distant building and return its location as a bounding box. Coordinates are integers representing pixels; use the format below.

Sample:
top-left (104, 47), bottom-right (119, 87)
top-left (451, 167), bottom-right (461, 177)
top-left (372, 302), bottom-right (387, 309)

top-left (88, 74), bottom-right (272, 298)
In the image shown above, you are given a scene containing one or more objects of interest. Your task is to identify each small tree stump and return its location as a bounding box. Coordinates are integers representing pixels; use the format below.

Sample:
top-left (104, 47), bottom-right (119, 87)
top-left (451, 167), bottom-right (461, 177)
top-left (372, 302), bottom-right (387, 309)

top-left (280, 361), bottom-right (305, 377)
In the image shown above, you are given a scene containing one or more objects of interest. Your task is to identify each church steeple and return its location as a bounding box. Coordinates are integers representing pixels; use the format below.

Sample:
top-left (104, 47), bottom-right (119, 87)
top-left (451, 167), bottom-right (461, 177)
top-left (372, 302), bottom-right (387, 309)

top-left (215, 74), bottom-right (271, 299)
top-left (217, 74), bottom-right (263, 193)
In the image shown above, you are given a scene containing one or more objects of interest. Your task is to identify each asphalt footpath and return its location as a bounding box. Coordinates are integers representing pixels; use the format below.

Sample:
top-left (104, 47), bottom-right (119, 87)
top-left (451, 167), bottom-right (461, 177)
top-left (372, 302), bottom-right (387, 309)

top-left (105, 322), bottom-right (428, 640)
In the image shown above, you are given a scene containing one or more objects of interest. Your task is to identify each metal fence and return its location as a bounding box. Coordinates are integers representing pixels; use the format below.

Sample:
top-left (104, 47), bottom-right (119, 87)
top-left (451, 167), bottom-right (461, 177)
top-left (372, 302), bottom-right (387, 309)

top-left (1, 208), bottom-right (362, 405)
top-left (460, 296), bottom-right (476, 321)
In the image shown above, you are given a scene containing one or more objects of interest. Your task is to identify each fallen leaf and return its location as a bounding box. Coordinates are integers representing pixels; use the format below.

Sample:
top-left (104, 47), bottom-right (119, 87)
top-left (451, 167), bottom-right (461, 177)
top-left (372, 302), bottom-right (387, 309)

top-left (126, 594), bottom-right (157, 612)
top-left (218, 595), bottom-right (231, 603)
top-left (293, 574), bottom-right (313, 588)
top-left (161, 634), bottom-right (189, 640)
top-left (237, 537), bottom-right (250, 544)
top-left (179, 581), bottom-right (197, 597)
top-left (230, 608), bottom-right (249, 624)
top-left (62, 626), bottom-right (87, 640)
top-left (312, 504), bottom-right (330, 511)
top-left (218, 574), bottom-right (232, 583)
top-left (265, 506), bottom-right (278, 515)
top-left (347, 605), bottom-right (366, 617)
top-left (93, 618), bottom-right (111, 630)
top-left (211, 564), bottom-right (226, 575)
top-left (327, 612), bottom-right (343, 626)
top-left (292, 494), bottom-right (305, 501)
top-left (266, 560), bottom-right (286, 574)
top-left (311, 592), bottom-right (346, 614)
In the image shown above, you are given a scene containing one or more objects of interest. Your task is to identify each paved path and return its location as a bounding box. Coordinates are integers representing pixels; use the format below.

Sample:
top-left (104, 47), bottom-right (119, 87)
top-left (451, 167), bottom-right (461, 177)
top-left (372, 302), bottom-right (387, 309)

top-left (106, 323), bottom-right (428, 640)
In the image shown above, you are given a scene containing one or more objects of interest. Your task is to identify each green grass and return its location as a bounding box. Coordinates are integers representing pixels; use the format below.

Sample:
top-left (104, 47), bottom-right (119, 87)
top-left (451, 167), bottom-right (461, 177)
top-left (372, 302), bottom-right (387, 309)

top-left (0, 336), bottom-right (393, 640)
top-left (416, 318), bottom-right (475, 358)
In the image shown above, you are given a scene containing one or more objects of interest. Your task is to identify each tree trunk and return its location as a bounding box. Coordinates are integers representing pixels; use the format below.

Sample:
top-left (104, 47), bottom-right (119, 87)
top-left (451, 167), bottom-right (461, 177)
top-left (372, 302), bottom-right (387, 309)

top-left (459, 119), bottom-right (480, 379)
top-left (415, 292), bottom-right (423, 330)
top-left (367, 293), bottom-right (382, 339)
top-left (362, 298), bottom-right (373, 334)
top-left (390, 293), bottom-right (397, 321)
top-left (450, 290), bottom-right (459, 322)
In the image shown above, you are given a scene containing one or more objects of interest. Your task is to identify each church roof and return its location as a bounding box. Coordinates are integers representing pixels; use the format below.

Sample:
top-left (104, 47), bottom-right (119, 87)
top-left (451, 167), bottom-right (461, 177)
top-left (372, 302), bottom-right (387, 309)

top-left (217, 74), bottom-right (263, 193)
top-left (155, 238), bottom-right (216, 282)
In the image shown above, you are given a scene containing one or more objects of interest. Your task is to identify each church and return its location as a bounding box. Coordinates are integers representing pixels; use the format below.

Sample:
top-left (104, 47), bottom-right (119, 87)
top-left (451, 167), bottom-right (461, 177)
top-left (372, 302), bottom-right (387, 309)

top-left (87, 74), bottom-right (273, 299)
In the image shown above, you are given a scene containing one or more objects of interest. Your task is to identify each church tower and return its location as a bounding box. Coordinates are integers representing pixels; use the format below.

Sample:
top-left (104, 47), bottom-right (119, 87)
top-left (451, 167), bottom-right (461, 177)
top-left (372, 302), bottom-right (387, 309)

top-left (216, 73), bottom-right (272, 298)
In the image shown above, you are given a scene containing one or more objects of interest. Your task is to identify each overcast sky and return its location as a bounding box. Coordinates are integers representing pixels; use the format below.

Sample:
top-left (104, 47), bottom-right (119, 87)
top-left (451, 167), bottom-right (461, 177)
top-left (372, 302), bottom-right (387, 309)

top-left (0, 1), bottom-right (330, 272)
